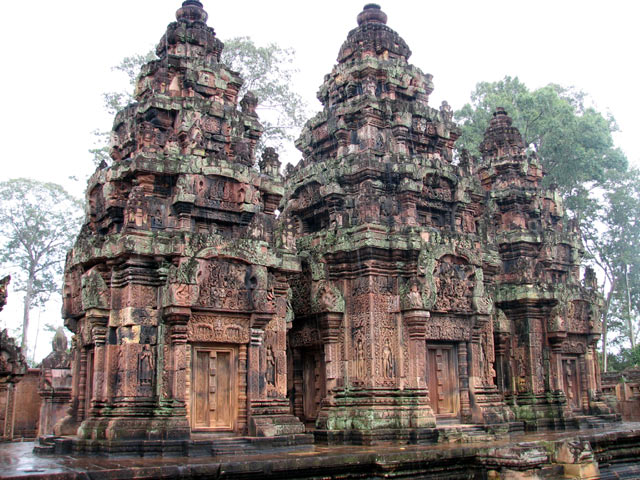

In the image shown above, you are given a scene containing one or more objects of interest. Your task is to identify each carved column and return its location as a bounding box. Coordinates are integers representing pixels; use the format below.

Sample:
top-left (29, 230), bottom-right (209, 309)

top-left (76, 346), bottom-right (88, 422)
top-left (470, 328), bottom-right (482, 391)
top-left (292, 349), bottom-right (304, 419)
top-left (249, 313), bottom-right (272, 405)
top-left (319, 312), bottom-right (343, 393)
top-left (87, 308), bottom-right (109, 410)
top-left (163, 308), bottom-right (190, 408)
top-left (579, 354), bottom-right (589, 412)
top-left (402, 309), bottom-right (429, 389)
top-left (548, 339), bottom-right (564, 393)
top-left (586, 336), bottom-right (600, 395)
top-left (494, 332), bottom-right (510, 394)
top-left (459, 342), bottom-right (471, 420)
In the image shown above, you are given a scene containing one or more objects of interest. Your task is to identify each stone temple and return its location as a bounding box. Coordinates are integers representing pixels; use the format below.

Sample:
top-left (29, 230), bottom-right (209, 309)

top-left (56, 0), bottom-right (616, 455)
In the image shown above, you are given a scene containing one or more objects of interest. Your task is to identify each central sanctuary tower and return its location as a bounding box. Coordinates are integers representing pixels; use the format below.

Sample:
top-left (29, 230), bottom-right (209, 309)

top-left (281, 3), bottom-right (513, 442)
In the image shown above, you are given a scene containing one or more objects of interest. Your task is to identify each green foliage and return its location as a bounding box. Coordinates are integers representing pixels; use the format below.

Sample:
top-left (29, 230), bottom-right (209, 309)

top-left (103, 51), bottom-right (157, 115)
top-left (221, 37), bottom-right (308, 154)
top-left (91, 52), bottom-right (158, 167)
top-left (0, 179), bottom-right (83, 349)
top-left (455, 76), bottom-right (627, 213)
top-left (88, 129), bottom-right (111, 168)
top-left (606, 345), bottom-right (640, 372)
top-left (584, 169), bottom-right (640, 353)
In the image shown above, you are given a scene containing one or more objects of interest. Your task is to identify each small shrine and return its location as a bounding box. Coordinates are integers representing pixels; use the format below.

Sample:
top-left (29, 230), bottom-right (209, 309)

top-left (38, 328), bottom-right (72, 436)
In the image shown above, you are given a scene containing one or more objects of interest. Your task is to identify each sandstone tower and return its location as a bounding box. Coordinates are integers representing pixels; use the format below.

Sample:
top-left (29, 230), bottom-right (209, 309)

top-left (60, 0), bottom-right (304, 453)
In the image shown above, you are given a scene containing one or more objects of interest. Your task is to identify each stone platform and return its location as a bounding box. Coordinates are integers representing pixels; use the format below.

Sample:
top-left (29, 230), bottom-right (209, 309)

top-left (1, 424), bottom-right (639, 479)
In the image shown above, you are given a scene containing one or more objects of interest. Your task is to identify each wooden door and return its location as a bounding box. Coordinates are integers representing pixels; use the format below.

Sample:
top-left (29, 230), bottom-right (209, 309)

top-left (302, 348), bottom-right (326, 422)
top-left (426, 345), bottom-right (459, 417)
top-left (562, 357), bottom-right (582, 411)
top-left (191, 345), bottom-right (237, 431)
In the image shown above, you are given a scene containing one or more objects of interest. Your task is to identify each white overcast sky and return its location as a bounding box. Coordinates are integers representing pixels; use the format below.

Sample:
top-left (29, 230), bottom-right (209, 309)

top-left (1, 0), bottom-right (638, 198)
top-left (1, 0), bottom-right (639, 360)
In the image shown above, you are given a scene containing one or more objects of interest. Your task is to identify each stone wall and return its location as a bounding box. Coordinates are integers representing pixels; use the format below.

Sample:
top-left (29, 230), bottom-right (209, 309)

top-left (602, 368), bottom-right (640, 421)
top-left (12, 369), bottom-right (41, 439)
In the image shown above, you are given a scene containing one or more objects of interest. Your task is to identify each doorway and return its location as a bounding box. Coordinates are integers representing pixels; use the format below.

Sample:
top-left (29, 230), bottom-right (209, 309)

top-left (191, 345), bottom-right (238, 431)
top-left (301, 347), bottom-right (326, 423)
top-left (426, 344), bottom-right (460, 419)
top-left (561, 356), bottom-right (582, 411)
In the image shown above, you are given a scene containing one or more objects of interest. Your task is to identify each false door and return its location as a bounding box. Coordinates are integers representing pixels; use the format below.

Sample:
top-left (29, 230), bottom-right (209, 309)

top-left (302, 348), bottom-right (326, 423)
top-left (191, 345), bottom-right (237, 431)
top-left (561, 356), bottom-right (582, 411)
top-left (426, 344), bottom-right (459, 418)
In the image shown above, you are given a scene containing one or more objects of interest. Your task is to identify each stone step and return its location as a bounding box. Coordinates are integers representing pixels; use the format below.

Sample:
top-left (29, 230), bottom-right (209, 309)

top-left (33, 436), bottom-right (59, 456)
top-left (573, 414), bottom-right (620, 430)
top-left (210, 438), bottom-right (259, 456)
top-left (436, 424), bottom-right (497, 443)
top-left (32, 444), bottom-right (55, 455)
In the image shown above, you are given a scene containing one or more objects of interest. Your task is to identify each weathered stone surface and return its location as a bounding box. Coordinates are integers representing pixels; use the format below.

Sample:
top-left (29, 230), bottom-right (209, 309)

top-left (53, 1), bottom-right (613, 454)
top-left (1, 326), bottom-right (28, 441)
top-left (58, 0), bottom-right (303, 451)
top-left (11, 369), bottom-right (41, 440)
top-left (602, 367), bottom-right (640, 421)
top-left (38, 328), bottom-right (72, 437)
top-left (280, 4), bottom-right (609, 441)
top-left (478, 108), bottom-right (611, 428)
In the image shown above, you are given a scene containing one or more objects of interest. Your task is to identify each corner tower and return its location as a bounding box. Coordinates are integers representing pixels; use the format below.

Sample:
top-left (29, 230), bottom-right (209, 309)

top-left (478, 108), bottom-right (614, 428)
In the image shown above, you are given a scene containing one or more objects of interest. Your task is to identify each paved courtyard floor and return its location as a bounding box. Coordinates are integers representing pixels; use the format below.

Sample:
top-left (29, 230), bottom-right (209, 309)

top-left (1, 424), bottom-right (639, 479)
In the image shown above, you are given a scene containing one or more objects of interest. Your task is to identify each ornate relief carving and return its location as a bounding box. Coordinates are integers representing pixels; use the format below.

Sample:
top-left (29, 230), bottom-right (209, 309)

top-left (81, 269), bottom-right (110, 311)
top-left (424, 316), bottom-right (471, 341)
top-left (422, 174), bottom-right (454, 202)
top-left (187, 314), bottom-right (249, 344)
top-left (561, 340), bottom-right (587, 354)
top-left (289, 324), bottom-right (321, 348)
top-left (312, 281), bottom-right (345, 313)
top-left (434, 257), bottom-right (473, 312)
top-left (197, 260), bottom-right (255, 311)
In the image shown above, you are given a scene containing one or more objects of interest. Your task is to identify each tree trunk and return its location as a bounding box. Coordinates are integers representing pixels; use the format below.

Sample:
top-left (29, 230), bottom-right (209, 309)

top-left (21, 268), bottom-right (35, 350)
top-left (625, 264), bottom-right (636, 349)
top-left (602, 276), bottom-right (616, 373)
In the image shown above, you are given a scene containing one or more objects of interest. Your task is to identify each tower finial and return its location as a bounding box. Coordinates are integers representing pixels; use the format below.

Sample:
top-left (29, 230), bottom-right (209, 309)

top-left (357, 4), bottom-right (388, 26)
top-left (176, 0), bottom-right (208, 24)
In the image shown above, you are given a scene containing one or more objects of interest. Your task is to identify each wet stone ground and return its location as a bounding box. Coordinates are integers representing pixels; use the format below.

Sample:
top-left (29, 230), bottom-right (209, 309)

top-left (1, 424), bottom-right (640, 479)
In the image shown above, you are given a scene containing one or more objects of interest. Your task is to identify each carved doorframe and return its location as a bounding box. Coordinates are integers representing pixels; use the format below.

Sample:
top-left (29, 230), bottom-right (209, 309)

top-left (184, 312), bottom-right (250, 434)
top-left (287, 320), bottom-right (326, 425)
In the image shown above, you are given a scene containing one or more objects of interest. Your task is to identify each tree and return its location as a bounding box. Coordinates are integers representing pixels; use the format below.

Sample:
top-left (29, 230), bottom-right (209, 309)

top-left (606, 345), bottom-right (640, 372)
top-left (583, 169), bottom-right (640, 370)
top-left (0, 179), bottom-right (83, 352)
top-left (102, 51), bottom-right (158, 116)
top-left (221, 37), bottom-right (308, 154)
top-left (91, 38), bottom-right (307, 165)
top-left (90, 51), bottom-right (158, 166)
